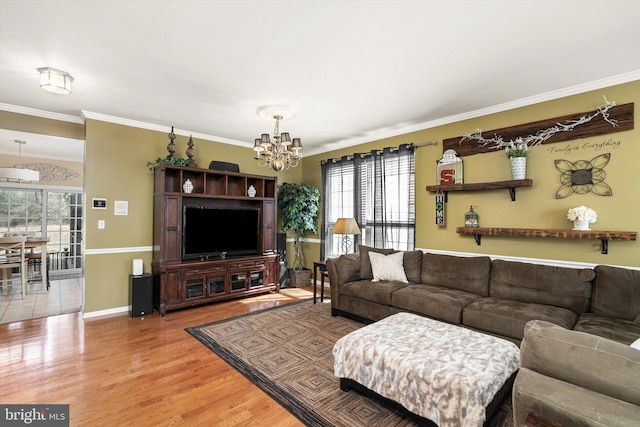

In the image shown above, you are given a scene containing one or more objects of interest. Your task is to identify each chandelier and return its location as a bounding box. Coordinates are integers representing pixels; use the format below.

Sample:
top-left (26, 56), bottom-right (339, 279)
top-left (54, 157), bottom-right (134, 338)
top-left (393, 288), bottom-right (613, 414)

top-left (253, 114), bottom-right (303, 172)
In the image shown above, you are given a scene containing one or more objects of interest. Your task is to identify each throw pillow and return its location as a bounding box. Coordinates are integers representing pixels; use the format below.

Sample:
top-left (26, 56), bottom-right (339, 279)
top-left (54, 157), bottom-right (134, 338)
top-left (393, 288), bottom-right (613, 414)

top-left (359, 245), bottom-right (397, 280)
top-left (369, 251), bottom-right (408, 283)
top-left (631, 338), bottom-right (640, 351)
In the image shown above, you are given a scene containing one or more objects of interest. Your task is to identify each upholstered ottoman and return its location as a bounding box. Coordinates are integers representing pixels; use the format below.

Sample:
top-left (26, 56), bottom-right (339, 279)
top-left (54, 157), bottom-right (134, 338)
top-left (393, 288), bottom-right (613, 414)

top-left (333, 312), bottom-right (520, 427)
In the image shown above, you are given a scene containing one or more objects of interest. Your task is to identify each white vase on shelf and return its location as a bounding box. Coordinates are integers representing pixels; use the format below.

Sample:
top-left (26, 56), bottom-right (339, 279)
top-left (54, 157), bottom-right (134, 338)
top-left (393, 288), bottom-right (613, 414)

top-left (509, 157), bottom-right (527, 180)
top-left (573, 219), bottom-right (590, 231)
top-left (183, 179), bottom-right (194, 193)
top-left (247, 185), bottom-right (257, 197)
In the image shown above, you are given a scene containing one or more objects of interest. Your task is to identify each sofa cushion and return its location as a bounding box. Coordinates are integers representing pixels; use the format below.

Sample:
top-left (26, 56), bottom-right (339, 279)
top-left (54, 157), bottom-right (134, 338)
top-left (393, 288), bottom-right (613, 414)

top-left (573, 313), bottom-right (640, 345)
top-left (420, 253), bottom-right (491, 296)
top-left (489, 259), bottom-right (594, 315)
top-left (391, 284), bottom-right (482, 324)
top-left (463, 297), bottom-right (578, 340)
top-left (332, 254), bottom-right (361, 285)
top-left (591, 265), bottom-right (640, 321)
top-left (369, 251), bottom-right (408, 283)
top-left (340, 280), bottom-right (409, 306)
top-left (359, 245), bottom-right (396, 280)
top-left (519, 320), bottom-right (640, 406)
top-left (358, 245), bottom-right (423, 283)
top-left (402, 250), bottom-right (423, 283)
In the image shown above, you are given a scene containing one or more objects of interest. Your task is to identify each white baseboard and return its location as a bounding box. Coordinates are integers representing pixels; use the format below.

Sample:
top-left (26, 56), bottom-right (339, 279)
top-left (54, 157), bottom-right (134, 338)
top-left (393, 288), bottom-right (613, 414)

top-left (83, 305), bottom-right (129, 319)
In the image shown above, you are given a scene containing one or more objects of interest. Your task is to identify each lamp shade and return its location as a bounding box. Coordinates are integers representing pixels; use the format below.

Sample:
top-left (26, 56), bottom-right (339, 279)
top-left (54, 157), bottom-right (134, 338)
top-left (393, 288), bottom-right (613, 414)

top-left (333, 218), bottom-right (361, 235)
top-left (0, 167), bottom-right (40, 181)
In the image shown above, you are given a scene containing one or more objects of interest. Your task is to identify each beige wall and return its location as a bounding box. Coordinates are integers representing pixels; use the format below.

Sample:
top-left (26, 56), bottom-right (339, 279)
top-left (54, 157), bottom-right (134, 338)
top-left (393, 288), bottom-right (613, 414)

top-left (83, 120), bottom-right (301, 312)
top-left (2, 79), bottom-right (638, 314)
top-left (303, 80), bottom-right (640, 269)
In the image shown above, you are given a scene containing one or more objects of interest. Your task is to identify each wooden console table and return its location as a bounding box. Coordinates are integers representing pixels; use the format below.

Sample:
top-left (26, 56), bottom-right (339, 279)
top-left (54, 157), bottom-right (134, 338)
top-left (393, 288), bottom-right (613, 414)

top-left (456, 227), bottom-right (637, 254)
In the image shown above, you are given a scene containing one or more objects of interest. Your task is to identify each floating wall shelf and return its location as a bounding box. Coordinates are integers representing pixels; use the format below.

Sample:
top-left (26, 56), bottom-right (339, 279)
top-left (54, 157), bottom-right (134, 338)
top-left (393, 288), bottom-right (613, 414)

top-left (456, 227), bottom-right (637, 254)
top-left (426, 179), bottom-right (533, 201)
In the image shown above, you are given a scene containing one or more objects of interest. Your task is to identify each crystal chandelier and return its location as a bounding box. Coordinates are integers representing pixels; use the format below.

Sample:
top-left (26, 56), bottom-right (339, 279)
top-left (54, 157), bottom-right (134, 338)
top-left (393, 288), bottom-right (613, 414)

top-left (253, 114), bottom-right (303, 172)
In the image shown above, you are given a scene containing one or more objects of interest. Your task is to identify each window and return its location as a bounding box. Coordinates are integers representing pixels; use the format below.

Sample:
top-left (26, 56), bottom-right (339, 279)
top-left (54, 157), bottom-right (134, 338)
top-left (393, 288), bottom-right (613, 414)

top-left (321, 144), bottom-right (415, 258)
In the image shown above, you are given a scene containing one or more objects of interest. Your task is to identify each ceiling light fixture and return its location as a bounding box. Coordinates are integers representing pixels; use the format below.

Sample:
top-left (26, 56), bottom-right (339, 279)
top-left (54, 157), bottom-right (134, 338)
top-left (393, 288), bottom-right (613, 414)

top-left (38, 67), bottom-right (73, 94)
top-left (0, 140), bottom-right (40, 181)
top-left (253, 114), bottom-right (303, 172)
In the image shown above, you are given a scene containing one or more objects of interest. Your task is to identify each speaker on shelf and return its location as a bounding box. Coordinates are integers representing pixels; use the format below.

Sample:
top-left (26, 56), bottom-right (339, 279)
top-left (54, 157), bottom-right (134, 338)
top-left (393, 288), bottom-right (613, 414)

top-left (277, 233), bottom-right (290, 288)
top-left (208, 160), bottom-right (240, 173)
top-left (130, 274), bottom-right (153, 317)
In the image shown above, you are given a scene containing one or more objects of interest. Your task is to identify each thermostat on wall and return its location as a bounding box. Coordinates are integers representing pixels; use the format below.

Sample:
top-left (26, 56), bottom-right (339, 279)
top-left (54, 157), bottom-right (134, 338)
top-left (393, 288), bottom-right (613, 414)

top-left (92, 198), bottom-right (107, 209)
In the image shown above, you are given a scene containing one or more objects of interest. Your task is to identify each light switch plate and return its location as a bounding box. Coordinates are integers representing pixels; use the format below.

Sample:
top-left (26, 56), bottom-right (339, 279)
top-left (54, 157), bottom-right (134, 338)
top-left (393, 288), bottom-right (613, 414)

top-left (98, 220), bottom-right (105, 229)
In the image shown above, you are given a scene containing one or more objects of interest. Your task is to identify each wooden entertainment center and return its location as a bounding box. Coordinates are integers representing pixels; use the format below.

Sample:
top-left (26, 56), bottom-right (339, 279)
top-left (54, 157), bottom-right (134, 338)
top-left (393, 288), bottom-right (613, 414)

top-left (152, 165), bottom-right (280, 316)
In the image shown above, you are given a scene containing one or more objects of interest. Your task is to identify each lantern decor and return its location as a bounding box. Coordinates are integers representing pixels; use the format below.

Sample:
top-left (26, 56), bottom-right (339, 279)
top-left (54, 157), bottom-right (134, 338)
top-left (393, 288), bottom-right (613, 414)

top-left (436, 149), bottom-right (464, 185)
top-left (464, 206), bottom-right (479, 228)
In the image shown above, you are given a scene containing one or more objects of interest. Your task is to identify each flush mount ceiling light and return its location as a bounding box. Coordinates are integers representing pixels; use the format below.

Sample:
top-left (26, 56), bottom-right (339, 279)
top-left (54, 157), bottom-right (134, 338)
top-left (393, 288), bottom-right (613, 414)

top-left (253, 108), bottom-right (303, 172)
top-left (38, 67), bottom-right (73, 94)
top-left (0, 140), bottom-right (40, 182)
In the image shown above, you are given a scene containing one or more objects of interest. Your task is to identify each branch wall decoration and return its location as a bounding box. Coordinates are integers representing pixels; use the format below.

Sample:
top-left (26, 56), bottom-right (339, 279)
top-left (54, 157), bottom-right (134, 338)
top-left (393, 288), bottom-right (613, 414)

top-left (442, 102), bottom-right (633, 157)
top-left (554, 154), bottom-right (612, 199)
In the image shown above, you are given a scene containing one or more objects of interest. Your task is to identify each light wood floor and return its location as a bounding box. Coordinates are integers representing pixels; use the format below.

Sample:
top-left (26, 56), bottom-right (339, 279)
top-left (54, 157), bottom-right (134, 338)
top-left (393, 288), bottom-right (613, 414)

top-left (0, 287), bottom-right (322, 426)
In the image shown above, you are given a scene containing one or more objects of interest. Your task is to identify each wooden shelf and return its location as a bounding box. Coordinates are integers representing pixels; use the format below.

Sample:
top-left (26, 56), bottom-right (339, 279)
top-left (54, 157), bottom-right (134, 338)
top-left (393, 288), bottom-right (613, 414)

top-left (456, 227), bottom-right (637, 254)
top-left (426, 179), bottom-right (533, 201)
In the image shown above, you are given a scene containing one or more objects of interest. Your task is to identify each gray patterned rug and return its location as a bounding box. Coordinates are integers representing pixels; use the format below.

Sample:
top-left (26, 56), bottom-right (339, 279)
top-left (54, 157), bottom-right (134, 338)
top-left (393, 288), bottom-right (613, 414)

top-left (186, 300), bottom-right (514, 427)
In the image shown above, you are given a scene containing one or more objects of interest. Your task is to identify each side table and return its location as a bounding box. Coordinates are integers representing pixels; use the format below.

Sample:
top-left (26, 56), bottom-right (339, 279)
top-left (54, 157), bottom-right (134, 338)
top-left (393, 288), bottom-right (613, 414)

top-left (312, 261), bottom-right (329, 304)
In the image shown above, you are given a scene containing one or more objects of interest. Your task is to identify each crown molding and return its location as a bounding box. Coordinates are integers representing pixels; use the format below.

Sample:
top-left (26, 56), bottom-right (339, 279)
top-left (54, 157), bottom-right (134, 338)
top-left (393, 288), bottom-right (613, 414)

top-left (305, 70), bottom-right (640, 156)
top-left (0, 103), bottom-right (84, 124)
top-left (80, 110), bottom-right (250, 148)
top-left (4, 71), bottom-right (639, 157)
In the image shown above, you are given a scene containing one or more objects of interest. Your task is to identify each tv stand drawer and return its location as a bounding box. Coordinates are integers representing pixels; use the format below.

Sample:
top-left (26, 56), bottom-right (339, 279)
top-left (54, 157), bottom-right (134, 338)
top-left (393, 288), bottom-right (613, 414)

top-left (229, 260), bottom-right (266, 269)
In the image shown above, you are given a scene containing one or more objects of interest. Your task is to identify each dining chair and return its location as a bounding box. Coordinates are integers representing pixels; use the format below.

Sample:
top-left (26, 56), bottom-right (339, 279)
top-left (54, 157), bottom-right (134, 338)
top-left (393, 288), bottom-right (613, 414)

top-left (0, 236), bottom-right (28, 298)
top-left (27, 251), bottom-right (51, 290)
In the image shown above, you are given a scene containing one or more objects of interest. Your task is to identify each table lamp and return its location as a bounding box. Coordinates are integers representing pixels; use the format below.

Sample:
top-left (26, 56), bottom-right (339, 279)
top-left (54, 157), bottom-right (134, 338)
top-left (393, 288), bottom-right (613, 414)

top-left (333, 218), bottom-right (361, 255)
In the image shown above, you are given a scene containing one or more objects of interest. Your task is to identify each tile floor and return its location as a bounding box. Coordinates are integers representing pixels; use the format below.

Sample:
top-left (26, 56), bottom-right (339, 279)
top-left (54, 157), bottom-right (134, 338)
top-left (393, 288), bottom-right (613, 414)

top-left (0, 273), bottom-right (83, 324)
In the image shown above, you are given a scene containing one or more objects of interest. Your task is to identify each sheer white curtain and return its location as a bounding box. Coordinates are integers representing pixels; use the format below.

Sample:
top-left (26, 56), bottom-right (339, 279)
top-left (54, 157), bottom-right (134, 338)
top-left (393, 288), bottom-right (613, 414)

top-left (321, 144), bottom-right (415, 259)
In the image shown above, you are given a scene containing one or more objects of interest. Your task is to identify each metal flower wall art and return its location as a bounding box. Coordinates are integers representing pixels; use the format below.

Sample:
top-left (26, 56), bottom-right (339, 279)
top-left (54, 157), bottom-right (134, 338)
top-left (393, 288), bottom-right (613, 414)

top-left (554, 153), bottom-right (612, 199)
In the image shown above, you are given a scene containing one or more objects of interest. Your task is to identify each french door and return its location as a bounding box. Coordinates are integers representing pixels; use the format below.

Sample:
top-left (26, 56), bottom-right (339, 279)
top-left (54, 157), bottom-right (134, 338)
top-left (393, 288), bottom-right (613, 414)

top-left (0, 187), bottom-right (83, 275)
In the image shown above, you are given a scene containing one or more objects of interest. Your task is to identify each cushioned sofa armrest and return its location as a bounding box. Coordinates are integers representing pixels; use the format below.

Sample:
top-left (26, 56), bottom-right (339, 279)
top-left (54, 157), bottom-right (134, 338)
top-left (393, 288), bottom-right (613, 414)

top-left (327, 254), bottom-right (360, 287)
top-left (520, 320), bottom-right (640, 406)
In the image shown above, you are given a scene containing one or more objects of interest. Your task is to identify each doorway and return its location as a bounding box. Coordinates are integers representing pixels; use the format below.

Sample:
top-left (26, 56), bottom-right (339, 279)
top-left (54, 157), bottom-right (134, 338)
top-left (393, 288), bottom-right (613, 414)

top-left (0, 187), bottom-right (83, 323)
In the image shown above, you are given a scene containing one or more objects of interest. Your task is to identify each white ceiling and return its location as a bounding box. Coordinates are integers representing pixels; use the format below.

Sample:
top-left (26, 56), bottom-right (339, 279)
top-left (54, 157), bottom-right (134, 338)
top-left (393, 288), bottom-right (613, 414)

top-left (1, 0), bottom-right (640, 161)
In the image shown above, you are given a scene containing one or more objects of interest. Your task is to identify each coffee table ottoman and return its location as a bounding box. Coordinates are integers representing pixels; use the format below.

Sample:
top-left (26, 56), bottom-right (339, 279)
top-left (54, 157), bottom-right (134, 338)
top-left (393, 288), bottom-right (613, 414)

top-left (333, 312), bottom-right (520, 427)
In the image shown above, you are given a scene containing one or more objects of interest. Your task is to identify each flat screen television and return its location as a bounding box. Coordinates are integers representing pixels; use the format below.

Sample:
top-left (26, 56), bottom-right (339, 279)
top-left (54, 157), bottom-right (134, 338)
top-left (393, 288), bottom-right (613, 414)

top-left (182, 206), bottom-right (260, 261)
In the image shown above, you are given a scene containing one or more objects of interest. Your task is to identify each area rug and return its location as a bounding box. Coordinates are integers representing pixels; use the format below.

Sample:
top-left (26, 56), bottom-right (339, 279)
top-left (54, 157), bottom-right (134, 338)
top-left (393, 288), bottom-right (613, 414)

top-left (186, 300), bottom-right (514, 427)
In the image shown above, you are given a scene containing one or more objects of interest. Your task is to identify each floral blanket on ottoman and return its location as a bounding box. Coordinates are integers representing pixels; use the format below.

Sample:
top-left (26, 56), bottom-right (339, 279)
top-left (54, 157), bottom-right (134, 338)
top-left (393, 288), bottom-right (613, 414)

top-left (333, 312), bottom-right (520, 427)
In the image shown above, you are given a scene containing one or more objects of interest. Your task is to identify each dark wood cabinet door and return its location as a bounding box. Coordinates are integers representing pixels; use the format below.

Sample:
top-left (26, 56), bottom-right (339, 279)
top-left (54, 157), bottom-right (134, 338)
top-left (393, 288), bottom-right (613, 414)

top-left (164, 269), bottom-right (183, 306)
top-left (164, 196), bottom-right (181, 263)
top-left (262, 200), bottom-right (276, 254)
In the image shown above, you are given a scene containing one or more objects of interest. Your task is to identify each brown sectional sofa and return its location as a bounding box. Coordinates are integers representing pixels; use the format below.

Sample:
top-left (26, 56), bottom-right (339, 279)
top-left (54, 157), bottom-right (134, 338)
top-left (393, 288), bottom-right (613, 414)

top-left (327, 246), bottom-right (640, 425)
top-left (327, 246), bottom-right (640, 344)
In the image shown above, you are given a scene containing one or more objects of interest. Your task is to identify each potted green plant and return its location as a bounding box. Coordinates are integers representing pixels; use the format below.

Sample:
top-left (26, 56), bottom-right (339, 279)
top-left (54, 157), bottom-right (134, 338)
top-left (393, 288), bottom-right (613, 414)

top-left (278, 182), bottom-right (320, 287)
top-left (146, 156), bottom-right (192, 171)
top-left (505, 137), bottom-right (529, 180)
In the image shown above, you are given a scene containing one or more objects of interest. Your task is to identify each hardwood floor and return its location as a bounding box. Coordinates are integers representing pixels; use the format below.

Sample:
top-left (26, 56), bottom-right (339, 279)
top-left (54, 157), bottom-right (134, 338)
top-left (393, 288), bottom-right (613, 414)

top-left (0, 287), bottom-right (318, 426)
